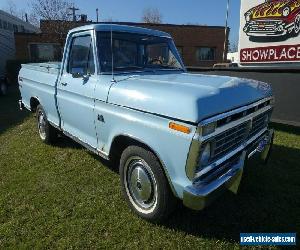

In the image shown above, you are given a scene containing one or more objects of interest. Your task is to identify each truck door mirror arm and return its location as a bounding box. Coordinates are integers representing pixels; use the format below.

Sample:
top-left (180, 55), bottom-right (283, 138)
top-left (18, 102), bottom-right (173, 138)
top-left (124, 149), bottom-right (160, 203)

top-left (71, 72), bottom-right (90, 80)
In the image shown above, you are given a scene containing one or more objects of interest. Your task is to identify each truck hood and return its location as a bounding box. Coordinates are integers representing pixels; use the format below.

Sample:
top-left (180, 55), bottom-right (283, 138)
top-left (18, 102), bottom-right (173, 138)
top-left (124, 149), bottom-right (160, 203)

top-left (107, 72), bottom-right (272, 123)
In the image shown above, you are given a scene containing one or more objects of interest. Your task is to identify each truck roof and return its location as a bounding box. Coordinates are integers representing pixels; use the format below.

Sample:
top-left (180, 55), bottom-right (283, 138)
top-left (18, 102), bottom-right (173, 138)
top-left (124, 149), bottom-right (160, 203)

top-left (68, 24), bottom-right (171, 38)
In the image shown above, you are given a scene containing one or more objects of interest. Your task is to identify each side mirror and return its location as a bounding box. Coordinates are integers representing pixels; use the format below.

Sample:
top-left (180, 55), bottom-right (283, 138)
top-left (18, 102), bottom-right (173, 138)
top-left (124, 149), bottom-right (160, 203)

top-left (71, 67), bottom-right (85, 78)
top-left (72, 72), bottom-right (84, 78)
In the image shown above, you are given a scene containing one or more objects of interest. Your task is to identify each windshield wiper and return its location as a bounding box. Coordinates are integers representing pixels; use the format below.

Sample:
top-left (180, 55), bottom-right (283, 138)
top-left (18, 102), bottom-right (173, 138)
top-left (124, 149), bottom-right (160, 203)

top-left (114, 66), bottom-right (144, 71)
top-left (146, 65), bottom-right (184, 71)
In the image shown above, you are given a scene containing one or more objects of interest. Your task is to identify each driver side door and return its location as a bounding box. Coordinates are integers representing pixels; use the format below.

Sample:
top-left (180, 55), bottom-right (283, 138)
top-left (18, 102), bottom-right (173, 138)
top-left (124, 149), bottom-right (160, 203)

top-left (57, 31), bottom-right (98, 148)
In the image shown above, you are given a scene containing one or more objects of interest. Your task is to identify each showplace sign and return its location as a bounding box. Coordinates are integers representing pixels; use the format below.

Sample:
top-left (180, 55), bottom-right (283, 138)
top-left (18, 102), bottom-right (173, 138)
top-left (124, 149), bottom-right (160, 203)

top-left (241, 44), bottom-right (300, 62)
top-left (239, 0), bottom-right (300, 65)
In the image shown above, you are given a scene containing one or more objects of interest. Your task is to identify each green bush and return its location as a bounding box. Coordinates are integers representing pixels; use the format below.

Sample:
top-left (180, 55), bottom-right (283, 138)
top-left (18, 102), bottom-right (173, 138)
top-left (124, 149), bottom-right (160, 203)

top-left (5, 59), bottom-right (30, 85)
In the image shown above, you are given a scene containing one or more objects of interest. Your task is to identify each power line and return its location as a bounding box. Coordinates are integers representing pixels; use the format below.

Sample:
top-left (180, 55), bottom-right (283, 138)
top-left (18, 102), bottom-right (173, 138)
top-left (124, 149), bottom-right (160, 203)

top-left (68, 5), bottom-right (79, 22)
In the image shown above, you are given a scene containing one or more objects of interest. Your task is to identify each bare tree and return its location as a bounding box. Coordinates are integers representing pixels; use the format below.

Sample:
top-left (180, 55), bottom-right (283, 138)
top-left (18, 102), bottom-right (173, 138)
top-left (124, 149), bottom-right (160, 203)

top-left (4, 0), bottom-right (27, 21)
top-left (4, 0), bottom-right (17, 16)
top-left (142, 7), bottom-right (162, 24)
top-left (30, 0), bottom-right (73, 37)
top-left (229, 40), bottom-right (239, 52)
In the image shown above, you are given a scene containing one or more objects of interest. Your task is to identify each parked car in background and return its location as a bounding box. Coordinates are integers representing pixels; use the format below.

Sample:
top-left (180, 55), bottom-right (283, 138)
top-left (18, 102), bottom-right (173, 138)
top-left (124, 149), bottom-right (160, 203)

top-left (213, 62), bottom-right (238, 68)
top-left (18, 24), bottom-right (274, 222)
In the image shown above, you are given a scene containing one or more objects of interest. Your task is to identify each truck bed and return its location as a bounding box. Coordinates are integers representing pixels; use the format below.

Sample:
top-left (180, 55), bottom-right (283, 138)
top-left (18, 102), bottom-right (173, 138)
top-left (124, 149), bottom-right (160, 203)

top-left (19, 61), bottom-right (61, 126)
top-left (21, 62), bottom-right (61, 75)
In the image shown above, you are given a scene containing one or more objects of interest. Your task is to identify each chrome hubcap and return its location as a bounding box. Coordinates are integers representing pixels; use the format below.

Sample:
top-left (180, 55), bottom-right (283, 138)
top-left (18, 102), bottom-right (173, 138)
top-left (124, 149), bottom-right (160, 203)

top-left (295, 15), bottom-right (300, 33)
top-left (125, 157), bottom-right (157, 212)
top-left (130, 165), bottom-right (152, 202)
top-left (38, 111), bottom-right (46, 140)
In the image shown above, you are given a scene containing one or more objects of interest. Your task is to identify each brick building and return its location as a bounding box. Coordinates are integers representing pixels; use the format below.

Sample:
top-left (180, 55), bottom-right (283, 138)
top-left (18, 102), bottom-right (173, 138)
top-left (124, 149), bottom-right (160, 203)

top-left (15, 20), bottom-right (229, 67)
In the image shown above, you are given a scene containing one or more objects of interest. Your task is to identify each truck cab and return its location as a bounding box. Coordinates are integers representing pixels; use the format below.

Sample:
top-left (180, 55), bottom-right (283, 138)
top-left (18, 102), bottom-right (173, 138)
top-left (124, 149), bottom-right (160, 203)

top-left (18, 24), bottom-right (274, 222)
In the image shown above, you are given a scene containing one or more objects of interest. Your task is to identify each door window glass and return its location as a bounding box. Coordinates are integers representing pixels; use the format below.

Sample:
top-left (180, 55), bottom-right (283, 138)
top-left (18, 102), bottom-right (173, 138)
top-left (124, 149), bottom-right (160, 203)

top-left (68, 35), bottom-right (95, 75)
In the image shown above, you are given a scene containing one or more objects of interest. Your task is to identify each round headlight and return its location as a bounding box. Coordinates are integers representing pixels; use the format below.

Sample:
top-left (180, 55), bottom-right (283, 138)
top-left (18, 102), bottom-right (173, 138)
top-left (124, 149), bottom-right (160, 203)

top-left (200, 143), bottom-right (211, 166)
top-left (282, 7), bottom-right (290, 17)
top-left (245, 13), bottom-right (251, 22)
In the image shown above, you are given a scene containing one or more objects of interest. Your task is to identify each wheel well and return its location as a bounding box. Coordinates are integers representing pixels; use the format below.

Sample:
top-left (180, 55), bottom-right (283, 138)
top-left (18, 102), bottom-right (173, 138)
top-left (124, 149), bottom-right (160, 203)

top-left (110, 135), bottom-right (177, 197)
top-left (30, 97), bottom-right (40, 113)
top-left (109, 135), bottom-right (154, 165)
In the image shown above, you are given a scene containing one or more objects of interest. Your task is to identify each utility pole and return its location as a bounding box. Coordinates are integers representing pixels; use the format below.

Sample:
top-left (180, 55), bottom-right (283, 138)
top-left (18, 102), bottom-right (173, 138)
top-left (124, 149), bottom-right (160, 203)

top-left (68, 5), bottom-right (79, 22)
top-left (223, 0), bottom-right (230, 62)
top-left (96, 8), bottom-right (99, 22)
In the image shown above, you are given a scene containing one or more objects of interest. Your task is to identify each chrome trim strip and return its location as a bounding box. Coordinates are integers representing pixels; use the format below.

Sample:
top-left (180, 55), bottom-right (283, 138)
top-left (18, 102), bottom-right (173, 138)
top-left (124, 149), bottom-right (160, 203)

top-left (199, 97), bottom-right (273, 127)
top-left (249, 19), bottom-right (283, 23)
top-left (198, 105), bottom-right (272, 142)
top-left (61, 129), bottom-right (109, 160)
top-left (247, 148), bottom-right (258, 159)
top-left (194, 127), bottom-right (267, 179)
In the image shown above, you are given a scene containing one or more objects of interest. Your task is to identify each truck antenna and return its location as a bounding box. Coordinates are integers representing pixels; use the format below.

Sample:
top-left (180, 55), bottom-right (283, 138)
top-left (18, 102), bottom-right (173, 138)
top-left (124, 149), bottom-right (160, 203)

top-left (111, 25), bottom-right (116, 83)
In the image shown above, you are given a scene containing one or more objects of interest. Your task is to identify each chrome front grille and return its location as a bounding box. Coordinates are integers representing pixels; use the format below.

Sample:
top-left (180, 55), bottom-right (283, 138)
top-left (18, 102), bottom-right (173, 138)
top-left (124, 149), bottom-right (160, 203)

top-left (211, 111), bottom-right (270, 161)
top-left (249, 112), bottom-right (269, 139)
top-left (249, 20), bottom-right (280, 29)
top-left (187, 97), bottom-right (274, 181)
top-left (212, 122), bottom-right (248, 160)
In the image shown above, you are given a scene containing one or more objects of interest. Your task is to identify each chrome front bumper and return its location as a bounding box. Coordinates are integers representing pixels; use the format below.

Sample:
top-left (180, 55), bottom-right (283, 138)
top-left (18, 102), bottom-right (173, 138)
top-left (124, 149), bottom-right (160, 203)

top-left (19, 99), bottom-right (25, 110)
top-left (243, 21), bottom-right (291, 37)
top-left (183, 129), bottom-right (274, 210)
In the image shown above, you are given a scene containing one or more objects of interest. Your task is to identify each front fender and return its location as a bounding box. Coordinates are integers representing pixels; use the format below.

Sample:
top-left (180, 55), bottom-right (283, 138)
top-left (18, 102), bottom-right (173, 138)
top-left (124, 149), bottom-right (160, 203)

top-left (94, 100), bottom-right (196, 198)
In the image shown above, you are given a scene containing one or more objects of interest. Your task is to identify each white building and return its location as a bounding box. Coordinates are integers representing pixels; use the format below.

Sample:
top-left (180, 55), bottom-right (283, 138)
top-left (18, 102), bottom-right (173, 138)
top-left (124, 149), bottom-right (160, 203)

top-left (0, 10), bottom-right (39, 79)
top-left (227, 52), bottom-right (239, 63)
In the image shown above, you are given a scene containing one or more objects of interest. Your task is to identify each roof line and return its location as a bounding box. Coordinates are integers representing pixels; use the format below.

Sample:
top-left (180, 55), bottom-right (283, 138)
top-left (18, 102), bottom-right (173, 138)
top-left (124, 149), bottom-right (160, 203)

top-left (99, 21), bottom-right (228, 29)
top-left (39, 20), bottom-right (228, 29)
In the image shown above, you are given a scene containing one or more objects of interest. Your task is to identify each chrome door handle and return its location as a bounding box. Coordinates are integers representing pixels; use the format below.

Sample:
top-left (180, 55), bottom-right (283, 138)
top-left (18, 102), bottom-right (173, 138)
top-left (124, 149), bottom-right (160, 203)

top-left (61, 82), bottom-right (68, 86)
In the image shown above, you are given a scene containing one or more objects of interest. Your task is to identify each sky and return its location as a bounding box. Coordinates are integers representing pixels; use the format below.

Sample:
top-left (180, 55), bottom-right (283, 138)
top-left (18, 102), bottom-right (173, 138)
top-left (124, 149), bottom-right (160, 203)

top-left (0, 0), bottom-right (241, 47)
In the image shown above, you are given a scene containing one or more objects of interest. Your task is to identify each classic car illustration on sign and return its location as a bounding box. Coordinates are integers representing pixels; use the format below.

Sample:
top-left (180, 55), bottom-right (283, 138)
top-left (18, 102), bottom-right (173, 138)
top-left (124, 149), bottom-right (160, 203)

top-left (243, 0), bottom-right (300, 38)
top-left (239, 0), bottom-right (300, 65)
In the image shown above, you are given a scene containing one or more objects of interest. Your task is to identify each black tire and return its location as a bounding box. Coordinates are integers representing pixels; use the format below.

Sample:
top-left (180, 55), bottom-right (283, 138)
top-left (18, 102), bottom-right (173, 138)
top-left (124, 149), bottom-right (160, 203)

top-left (36, 104), bottom-right (57, 144)
top-left (120, 145), bottom-right (176, 222)
top-left (293, 14), bottom-right (300, 36)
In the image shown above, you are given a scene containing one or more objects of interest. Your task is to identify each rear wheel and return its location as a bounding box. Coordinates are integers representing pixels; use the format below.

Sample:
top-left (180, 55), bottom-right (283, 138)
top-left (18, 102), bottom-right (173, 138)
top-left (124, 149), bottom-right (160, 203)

top-left (120, 145), bottom-right (176, 222)
top-left (293, 14), bottom-right (300, 36)
top-left (36, 105), bottom-right (57, 144)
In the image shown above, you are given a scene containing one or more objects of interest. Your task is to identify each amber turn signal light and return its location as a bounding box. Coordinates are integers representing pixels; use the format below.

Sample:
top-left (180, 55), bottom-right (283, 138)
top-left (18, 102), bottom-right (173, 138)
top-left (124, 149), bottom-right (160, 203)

top-left (169, 122), bottom-right (190, 134)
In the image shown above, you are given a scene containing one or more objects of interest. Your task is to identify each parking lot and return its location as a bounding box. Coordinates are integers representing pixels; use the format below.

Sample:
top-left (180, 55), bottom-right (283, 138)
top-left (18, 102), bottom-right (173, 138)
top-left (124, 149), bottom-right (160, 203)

top-left (0, 88), bottom-right (299, 249)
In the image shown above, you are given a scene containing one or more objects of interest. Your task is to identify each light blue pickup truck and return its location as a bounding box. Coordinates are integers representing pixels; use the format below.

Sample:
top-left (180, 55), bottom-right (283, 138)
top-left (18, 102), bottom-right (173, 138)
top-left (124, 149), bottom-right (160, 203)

top-left (18, 24), bottom-right (274, 222)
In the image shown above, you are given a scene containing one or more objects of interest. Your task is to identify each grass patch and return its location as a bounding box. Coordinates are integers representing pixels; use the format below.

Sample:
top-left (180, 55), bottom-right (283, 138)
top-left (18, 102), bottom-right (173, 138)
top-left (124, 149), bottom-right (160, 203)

top-left (0, 89), bottom-right (299, 249)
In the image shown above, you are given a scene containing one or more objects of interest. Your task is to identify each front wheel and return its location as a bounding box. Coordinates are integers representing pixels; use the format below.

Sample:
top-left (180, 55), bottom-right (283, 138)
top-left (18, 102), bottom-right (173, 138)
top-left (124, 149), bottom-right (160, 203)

top-left (36, 105), bottom-right (57, 144)
top-left (293, 14), bottom-right (300, 36)
top-left (119, 145), bottom-right (176, 222)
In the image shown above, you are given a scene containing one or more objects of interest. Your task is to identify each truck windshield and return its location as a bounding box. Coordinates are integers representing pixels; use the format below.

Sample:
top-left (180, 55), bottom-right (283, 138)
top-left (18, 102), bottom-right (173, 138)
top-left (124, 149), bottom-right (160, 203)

top-left (97, 31), bottom-right (184, 73)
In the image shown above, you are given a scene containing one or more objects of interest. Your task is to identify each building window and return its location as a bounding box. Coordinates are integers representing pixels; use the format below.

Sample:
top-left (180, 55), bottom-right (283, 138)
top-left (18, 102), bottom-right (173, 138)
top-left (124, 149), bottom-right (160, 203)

top-left (177, 46), bottom-right (183, 59)
top-left (3, 21), bottom-right (8, 30)
top-left (8, 22), bottom-right (13, 31)
top-left (29, 43), bottom-right (62, 62)
top-left (13, 24), bottom-right (18, 32)
top-left (196, 47), bottom-right (216, 61)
